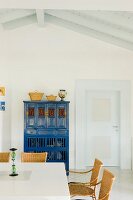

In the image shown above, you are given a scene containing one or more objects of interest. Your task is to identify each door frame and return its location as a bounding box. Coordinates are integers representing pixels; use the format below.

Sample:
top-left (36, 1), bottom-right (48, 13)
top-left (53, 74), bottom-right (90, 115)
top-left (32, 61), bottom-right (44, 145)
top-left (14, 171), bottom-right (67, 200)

top-left (75, 80), bottom-right (131, 169)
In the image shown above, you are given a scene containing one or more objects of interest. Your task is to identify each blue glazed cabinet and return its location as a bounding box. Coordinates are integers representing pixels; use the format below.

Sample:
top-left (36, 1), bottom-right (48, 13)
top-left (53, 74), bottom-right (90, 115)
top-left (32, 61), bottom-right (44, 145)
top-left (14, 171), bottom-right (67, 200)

top-left (23, 101), bottom-right (70, 171)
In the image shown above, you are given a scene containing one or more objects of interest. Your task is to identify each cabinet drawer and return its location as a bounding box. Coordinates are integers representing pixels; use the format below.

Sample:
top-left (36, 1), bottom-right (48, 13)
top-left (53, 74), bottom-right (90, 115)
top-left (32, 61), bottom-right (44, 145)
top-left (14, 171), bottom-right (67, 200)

top-left (57, 130), bottom-right (67, 135)
top-left (25, 129), bottom-right (36, 134)
top-left (37, 130), bottom-right (56, 135)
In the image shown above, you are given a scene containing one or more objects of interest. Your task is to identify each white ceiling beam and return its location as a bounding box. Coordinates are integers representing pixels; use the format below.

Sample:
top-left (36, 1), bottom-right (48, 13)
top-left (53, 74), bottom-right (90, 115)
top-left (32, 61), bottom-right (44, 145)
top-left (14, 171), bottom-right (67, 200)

top-left (0, 0), bottom-right (133, 11)
top-left (45, 13), bottom-right (133, 51)
top-left (0, 9), bottom-right (35, 23)
top-left (46, 10), bottom-right (133, 43)
top-left (3, 15), bottom-right (37, 30)
top-left (79, 11), bottom-right (133, 32)
top-left (36, 9), bottom-right (45, 27)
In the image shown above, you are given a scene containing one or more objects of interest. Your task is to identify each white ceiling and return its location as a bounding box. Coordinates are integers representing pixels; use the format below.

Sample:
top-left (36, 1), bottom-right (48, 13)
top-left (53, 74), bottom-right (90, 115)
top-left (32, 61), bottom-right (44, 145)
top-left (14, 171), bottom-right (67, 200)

top-left (0, 0), bottom-right (133, 11)
top-left (1, 9), bottom-right (133, 51)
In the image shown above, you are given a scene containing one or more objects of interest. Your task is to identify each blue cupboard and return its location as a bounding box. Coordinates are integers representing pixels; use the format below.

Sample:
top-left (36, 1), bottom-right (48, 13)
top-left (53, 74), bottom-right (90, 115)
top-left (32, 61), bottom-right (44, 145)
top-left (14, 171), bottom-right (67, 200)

top-left (23, 101), bottom-right (70, 171)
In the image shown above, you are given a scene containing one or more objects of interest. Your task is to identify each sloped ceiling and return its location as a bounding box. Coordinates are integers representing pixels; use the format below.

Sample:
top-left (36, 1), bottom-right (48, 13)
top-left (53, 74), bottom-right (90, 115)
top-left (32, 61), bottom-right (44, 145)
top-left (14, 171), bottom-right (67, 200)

top-left (1, 9), bottom-right (133, 51)
top-left (0, 0), bottom-right (133, 11)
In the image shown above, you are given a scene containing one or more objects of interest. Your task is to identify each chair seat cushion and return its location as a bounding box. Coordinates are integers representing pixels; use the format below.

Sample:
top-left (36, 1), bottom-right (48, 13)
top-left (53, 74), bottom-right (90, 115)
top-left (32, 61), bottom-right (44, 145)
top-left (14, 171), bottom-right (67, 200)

top-left (69, 183), bottom-right (95, 197)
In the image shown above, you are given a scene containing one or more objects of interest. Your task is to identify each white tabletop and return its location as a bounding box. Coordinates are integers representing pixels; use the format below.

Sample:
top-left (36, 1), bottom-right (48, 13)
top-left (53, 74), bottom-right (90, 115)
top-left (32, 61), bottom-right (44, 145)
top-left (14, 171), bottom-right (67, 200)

top-left (0, 162), bottom-right (70, 200)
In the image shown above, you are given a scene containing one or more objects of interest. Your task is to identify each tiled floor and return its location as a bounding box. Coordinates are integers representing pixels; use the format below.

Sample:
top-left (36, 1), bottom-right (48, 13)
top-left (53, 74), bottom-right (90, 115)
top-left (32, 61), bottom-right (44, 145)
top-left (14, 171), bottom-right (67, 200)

top-left (68, 167), bottom-right (133, 200)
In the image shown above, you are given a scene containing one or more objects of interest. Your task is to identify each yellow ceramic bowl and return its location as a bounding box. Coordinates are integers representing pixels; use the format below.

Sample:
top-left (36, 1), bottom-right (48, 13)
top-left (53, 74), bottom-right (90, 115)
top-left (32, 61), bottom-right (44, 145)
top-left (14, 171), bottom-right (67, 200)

top-left (46, 95), bottom-right (57, 101)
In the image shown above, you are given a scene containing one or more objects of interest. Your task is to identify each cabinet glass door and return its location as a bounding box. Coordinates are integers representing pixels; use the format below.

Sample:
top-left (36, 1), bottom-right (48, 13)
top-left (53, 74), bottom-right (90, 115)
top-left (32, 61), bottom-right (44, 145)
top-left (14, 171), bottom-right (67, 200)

top-left (37, 104), bottom-right (47, 128)
top-left (26, 103), bottom-right (36, 128)
top-left (57, 104), bottom-right (67, 128)
top-left (47, 104), bottom-right (56, 128)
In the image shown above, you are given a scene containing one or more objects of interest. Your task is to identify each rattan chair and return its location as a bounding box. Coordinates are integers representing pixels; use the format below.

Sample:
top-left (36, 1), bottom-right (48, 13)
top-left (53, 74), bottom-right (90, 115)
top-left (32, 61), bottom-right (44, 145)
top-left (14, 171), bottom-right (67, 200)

top-left (69, 159), bottom-right (103, 185)
top-left (69, 169), bottom-right (115, 200)
top-left (21, 152), bottom-right (47, 162)
top-left (0, 152), bottom-right (10, 162)
top-left (68, 159), bottom-right (103, 199)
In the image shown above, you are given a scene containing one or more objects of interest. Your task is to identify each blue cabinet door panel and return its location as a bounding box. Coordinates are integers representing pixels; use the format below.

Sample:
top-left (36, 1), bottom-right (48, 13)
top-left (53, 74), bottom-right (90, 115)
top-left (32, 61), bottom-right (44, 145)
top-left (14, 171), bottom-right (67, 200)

top-left (57, 104), bottom-right (67, 128)
top-left (47, 104), bottom-right (56, 128)
top-left (37, 104), bottom-right (47, 128)
top-left (25, 103), bottom-right (36, 128)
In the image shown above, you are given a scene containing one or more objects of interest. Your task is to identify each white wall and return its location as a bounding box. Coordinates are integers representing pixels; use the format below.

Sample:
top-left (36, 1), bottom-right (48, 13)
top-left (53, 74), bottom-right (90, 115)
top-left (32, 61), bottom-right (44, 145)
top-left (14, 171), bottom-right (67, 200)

top-left (0, 21), bottom-right (133, 167)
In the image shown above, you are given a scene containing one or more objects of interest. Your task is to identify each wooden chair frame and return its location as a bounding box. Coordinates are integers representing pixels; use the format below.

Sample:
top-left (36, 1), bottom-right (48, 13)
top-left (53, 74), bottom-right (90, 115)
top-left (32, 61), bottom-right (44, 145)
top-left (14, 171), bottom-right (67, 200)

top-left (69, 169), bottom-right (115, 200)
top-left (69, 159), bottom-right (103, 199)
top-left (21, 152), bottom-right (47, 162)
top-left (69, 159), bottom-right (103, 184)
top-left (0, 152), bottom-right (10, 162)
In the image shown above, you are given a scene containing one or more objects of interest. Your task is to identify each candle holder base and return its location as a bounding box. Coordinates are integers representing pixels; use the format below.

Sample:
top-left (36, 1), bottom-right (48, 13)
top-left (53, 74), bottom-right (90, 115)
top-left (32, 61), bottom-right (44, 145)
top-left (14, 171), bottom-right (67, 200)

top-left (9, 173), bottom-right (18, 176)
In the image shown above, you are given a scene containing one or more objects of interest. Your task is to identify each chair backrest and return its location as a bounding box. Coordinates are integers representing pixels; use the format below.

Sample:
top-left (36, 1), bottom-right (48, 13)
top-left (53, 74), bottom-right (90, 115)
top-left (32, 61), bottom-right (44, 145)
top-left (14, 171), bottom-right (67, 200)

top-left (90, 158), bottom-right (103, 186)
top-left (21, 152), bottom-right (47, 162)
top-left (0, 152), bottom-right (10, 162)
top-left (98, 169), bottom-right (115, 200)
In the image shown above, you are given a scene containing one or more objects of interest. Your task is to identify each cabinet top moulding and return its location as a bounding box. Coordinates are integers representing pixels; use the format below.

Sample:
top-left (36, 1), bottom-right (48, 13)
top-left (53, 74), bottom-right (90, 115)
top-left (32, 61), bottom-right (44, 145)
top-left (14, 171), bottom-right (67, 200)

top-left (23, 101), bottom-right (70, 103)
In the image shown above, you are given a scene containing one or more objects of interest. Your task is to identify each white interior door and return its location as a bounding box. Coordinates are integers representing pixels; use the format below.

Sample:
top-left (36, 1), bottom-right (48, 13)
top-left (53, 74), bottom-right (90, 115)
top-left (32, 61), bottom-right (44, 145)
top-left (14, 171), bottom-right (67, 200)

top-left (86, 90), bottom-right (120, 166)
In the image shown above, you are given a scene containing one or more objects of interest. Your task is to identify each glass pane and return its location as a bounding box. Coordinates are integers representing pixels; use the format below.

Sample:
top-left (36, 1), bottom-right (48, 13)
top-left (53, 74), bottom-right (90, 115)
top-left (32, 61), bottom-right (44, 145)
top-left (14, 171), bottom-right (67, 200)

top-left (37, 118), bottom-right (45, 126)
top-left (48, 108), bottom-right (55, 117)
top-left (28, 118), bottom-right (35, 126)
top-left (38, 108), bottom-right (45, 117)
top-left (28, 108), bottom-right (34, 116)
top-left (58, 108), bottom-right (65, 118)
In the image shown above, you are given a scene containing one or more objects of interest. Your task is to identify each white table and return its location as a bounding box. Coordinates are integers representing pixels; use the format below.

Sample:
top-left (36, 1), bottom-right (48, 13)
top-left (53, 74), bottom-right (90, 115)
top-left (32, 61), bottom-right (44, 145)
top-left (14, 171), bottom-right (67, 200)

top-left (0, 162), bottom-right (70, 200)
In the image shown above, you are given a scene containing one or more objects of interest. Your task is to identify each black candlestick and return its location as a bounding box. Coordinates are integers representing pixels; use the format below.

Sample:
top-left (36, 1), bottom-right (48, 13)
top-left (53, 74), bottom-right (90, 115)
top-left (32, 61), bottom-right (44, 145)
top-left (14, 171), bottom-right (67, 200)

top-left (9, 148), bottom-right (18, 176)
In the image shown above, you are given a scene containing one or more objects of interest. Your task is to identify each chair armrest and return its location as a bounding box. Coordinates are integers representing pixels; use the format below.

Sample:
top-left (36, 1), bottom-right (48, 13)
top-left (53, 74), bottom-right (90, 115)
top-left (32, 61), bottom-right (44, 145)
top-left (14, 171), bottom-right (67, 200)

top-left (68, 175), bottom-right (101, 187)
top-left (68, 168), bottom-right (93, 174)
